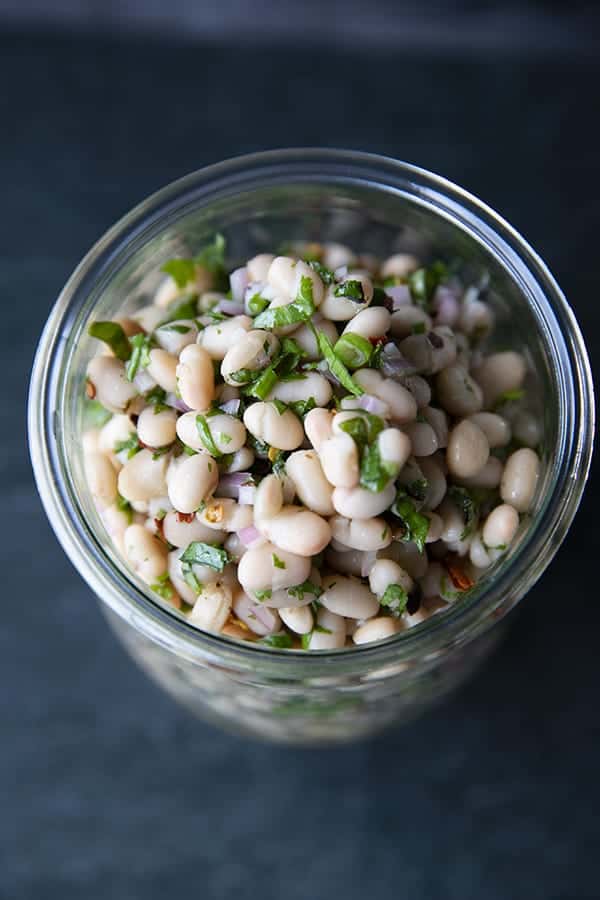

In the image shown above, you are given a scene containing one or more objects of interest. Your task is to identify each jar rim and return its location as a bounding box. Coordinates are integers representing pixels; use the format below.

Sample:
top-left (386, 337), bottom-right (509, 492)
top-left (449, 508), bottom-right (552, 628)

top-left (28, 148), bottom-right (595, 676)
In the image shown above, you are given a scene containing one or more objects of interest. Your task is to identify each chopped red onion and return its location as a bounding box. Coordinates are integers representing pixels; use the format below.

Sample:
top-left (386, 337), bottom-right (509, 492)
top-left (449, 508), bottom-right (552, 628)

top-left (361, 551), bottom-right (377, 578)
top-left (380, 342), bottom-right (417, 378)
top-left (232, 592), bottom-right (279, 636)
top-left (356, 394), bottom-right (389, 416)
top-left (237, 524), bottom-right (262, 546)
top-left (219, 398), bottom-right (241, 416)
top-left (218, 472), bottom-right (254, 499)
top-left (384, 284), bottom-right (412, 310)
top-left (334, 264), bottom-right (349, 280)
top-left (432, 286), bottom-right (460, 326)
top-left (165, 392), bottom-right (191, 413)
top-left (216, 298), bottom-right (245, 316)
top-left (229, 266), bottom-right (249, 303)
top-left (238, 484), bottom-right (256, 505)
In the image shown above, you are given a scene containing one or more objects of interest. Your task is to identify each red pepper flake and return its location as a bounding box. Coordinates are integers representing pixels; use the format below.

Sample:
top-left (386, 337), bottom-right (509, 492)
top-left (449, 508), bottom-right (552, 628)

top-left (176, 512), bottom-right (195, 523)
top-left (85, 379), bottom-right (96, 399)
top-left (444, 557), bottom-right (474, 592)
top-left (154, 517), bottom-right (165, 539)
top-left (368, 335), bottom-right (386, 346)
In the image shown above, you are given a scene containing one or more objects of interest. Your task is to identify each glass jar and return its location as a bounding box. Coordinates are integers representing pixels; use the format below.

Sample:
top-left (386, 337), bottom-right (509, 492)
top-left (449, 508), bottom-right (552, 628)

top-left (28, 150), bottom-right (594, 744)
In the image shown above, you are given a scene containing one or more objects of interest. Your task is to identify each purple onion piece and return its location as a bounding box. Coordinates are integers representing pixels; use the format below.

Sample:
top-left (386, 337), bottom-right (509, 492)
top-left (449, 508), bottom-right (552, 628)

top-left (237, 524), bottom-right (262, 546)
top-left (216, 298), bottom-right (245, 316)
top-left (356, 394), bottom-right (389, 416)
top-left (229, 266), bottom-right (249, 303)
top-left (432, 286), bottom-right (460, 326)
top-left (238, 484), bottom-right (256, 505)
top-left (217, 472), bottom-right (254, 499)
top-left (165, 392), bottom-right (191, 413)
top-left (232, 591), bottom-right (279, 636)
top-left (379, 342), bottom-right (418, 378)
top-left (385, 284), bottom-right (412, 310)
top-left (219, 398), bottom-right (241, 416)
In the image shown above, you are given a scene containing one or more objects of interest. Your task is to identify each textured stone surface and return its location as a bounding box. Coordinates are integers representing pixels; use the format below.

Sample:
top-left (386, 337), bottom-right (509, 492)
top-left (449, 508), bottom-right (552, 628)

top-left (2, 30), bottom-right (598, 899)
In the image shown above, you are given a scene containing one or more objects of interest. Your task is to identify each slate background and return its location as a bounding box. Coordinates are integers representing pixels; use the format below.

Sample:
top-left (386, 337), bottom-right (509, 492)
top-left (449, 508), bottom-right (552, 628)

top-left (2, 23), bottom-right (599, 900)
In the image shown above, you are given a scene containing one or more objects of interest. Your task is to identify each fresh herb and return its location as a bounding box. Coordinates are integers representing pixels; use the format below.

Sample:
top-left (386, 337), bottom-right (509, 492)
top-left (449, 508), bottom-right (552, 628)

top-left (272, 399), bottom-right (288, 415)
top-left (151, 446), bottom-right (171, 461)
top-left (181, 564), bottom-right (203, 595)
top-left (494, 388), bottom-right (525, 408)
top-left (195, 414), bottom-right (221, 458)
top-left (359, 442), bottom-right (397, 493)
top-left (334, 279), bottom-right (365, 302)
top-left (272, 553), bottom-right (286, 570)
top-left (411, 321), bottom-right (426, 335)
top-left (114, 434), bottom-right (141, 459)
top-left (88, 321), bottom-right (131, 361)
top-left (447, 485), bottom-right (479, 539)
top-left (287, 580), bottom-right (323, 602)
top-left (301, 632), bottom-right (312, 650)
top-left (287, 397), bottom-right (317, 418)
top-left (229, 367), bottom-right (259, 385)
top-left (271, 452), bottom-right (286, 474)
top-left (276, 337), bottom-right (307, 376)
top-left (116, 493), bottom-right (133, 523)
top-left (371, 285), bottom-right (388, 306)
top-left (380, 583), bottom-right (409, 616)
top-left (247, 293), bottom-right (269, 316)
top-left (254, 275), bottom-right (315, 329)
top-left (391, 490), bottom-right (430, 552)
top-left (161, 258), bottom-right (197, 289)
top-left (145, 385), bottom-right (169, 414)
top-left (254, 589), bottom-right (272, 602)
top-left (180, 541), bottom-right (230, 572)
top-left (338, 413), bottom-right (384, 448)
top-left (126, 333), bottom-right (153, 381)
top-left (150, 573), bottom-right (175, 601)
top-left (244, 365), bottom-right (278, 400)
top-left (333, 333), bottom-right (373, 369)
top-left (407, 261), bottom-right (447, 310)
top-left (260, 632), bottom-right (293, 649)
top-left (83, 398), bottom-right (112, 428)
top-left (314, 624), bottom-right (332, 634)
top-left (312, 327), bottom-right (364, 396)
top-left (160, 323), bottom-right (191, 334)
top-left (406, 478), bottom-right (429, 502)
top-left (161, 235), bottom-right (227, 292)
top-left (308, 260), bottom-right (335, 284)
top-left (160, 296), bottom-right (198, 324)
top-left (218, 432), bottom-right (232, 446)
top-left (369, 340), bottom-right (385, 369)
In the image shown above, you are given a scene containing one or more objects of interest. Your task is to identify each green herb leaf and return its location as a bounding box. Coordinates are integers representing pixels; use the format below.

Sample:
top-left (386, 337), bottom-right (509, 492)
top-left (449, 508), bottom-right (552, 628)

top-left (406, 478), bottom-right (429, 502)
top-left (333, 333), bottom-right (373, 369)
top-left (83, 398), bottom-right (112, 429)
top-left (161, 323), bottom-right (191, 334)
top-left (114, 435), bottom-right (141, 459)
top-left (244, 365), bottom-right (278, 400)
top-left (160, 296), bottom-right (198, 324)
top-left (181, 563), bottom-right (203, 594)
top-left (407, 261), bottom-right (447, 310)
top-left (271, 399), bottom-right (288, 415)
top-left (288, 397), bottom-right (317, 418)
top-left (312, 328), bottom-right (364, 396)
top-left (88, 321), bottom-right (131, 361)
top-left (229, 367), bottom-right (260, 385)
top-left (287, 580), bottom-right (323, 602)
top-left (314, 624), bottom-right (332, 634)
top-left (391, 490), bottom-right (430, 552)
top-left (447, 485), bottom-right (479, 539)
top-left (161, 258), bottom-right (197, 289)
top-left (411, 321), bottom-right (426, 335)
top-left (338, 413), bottom-right (384, 449)
top-left (144, 385), bottom-right (169, 414)
top-left (195, 233), bottom-right (226, 274)
top-left (359, 442), bottom-right (397, 493)
top-left (308, 260), bottom-right (335, 285)
top-left (254, 275), bottom-right (315, 329)
top-left (126, 333), bottom-right (154, 381)
top-left (116, 493), bottom-right (133, 523)
top-left (371, 286), bottom-right (388, 306)
top-left (301, 632), bottom-right (312, 650)
top-left (380, 583), bottom-right (409, 616)
top-left (180, 541), bottom-right (230, 572)
top-left (247, 293), bottom-right (269, 316)
top-left (195, 414), bottom-right (221, 458)
top-left (333, 279), bottom-right (365, 302)
top-left (150, 573), bottom-right (175, 600)
top-left (254, 589), bottom-right (272, 602)
top-left (260, 632), bottom-right (293, 649)
top-left (494, 388), bottom-right (525, 409)
top-left (272, 553), bottom-right (286, 570)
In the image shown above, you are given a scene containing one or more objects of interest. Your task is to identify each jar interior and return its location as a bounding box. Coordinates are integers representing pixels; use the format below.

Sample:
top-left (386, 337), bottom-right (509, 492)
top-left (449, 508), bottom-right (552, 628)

top-left (60, 178), bottom-right (560, 630)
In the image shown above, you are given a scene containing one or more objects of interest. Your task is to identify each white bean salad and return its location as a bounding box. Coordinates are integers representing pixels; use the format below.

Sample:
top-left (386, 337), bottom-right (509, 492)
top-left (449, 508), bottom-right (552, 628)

top-left (83, 236), bottom-right (542, 650)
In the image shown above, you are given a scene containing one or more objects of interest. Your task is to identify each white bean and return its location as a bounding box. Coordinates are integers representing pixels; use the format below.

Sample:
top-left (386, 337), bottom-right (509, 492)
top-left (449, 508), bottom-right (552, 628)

top-left (85, 451), bottom-right (118, 504)
top-left (305, 608), bottom-right (346, 650)
top-left (176, 344), bottom-right (215, 411)
top-left (482, 503), bottom-right (519, 549)
top-left (456, 456), bottom-right (503, 489)
top-left (500, 448), bottom-right (539, 512)
top-left (404, 421), bottom-right (439, 457)
top-left (390, 307), bottom-right (432, 339)
top-left (243, 401), bottom-right (304, 450)
top-left (353, 369), bottom-right (417, 423)
top-left (176, 410), bottom-right (246, 454)
top-left (237, 542), bottom-right (311, 593)
top-left (438, 497), bottom-right (466, 544)
top-left (266, 372), bottom-right (332, 407)
top-left (162, 510), bottom-right (226, 548)
top-left (124, 524), bottom-right (168, 583)
top-left (247, 253), bottom-right (275, 282)
top-left (198, 498), bottom-right (253, 532)
top-left (232, 589), bottom-right (281, 636)
top-left (137, 407), bottom-right (177, 448)
top-left (381, 541), bottom-right (429, 579)
top-left (285, 450), bottom-right (335, 516)
top-left (134, 305), bottom-right (165, 333)
top-left (291, 318), bottom-right (338, 360)
top-left (87, 356), bottom-right (138, 413)
top-left (258, 506), bottom-right (331, 556)
top-left (401, 375), bottom-right (432, 409)
top-left (369, 558), bottom-right (414, 596)
top-left (154, 320), bottom-right (198, 355)
top-left (473, 351), bottom-right (527, 407)
top-left (377, 428), bottom-right (412, 474)
top-left (458, 294), bottom-right (494, 337)
top-left (325, 547), bottom-right (366, 576)
top-left (319, 434), bottom-right (359, 488)
top-left (467, 412), bottom-right (511, 448)
top-left (188, 582), bottom-right (233, 633)
top-left (221, 330), bottom-right (280, 385)
top-left (320, 574), bottom-right (379, 619)
top-left (280, 605), bottom-right (313, 635)
top-left (329, 516), bottom-right (392, 551)
top-left (320, 273), bottom-right (373, 321)
top-left (353, 617), bottom-right (401, 645)
top-left (420, 407), bottom-right (448, 448)
top-left (267, 257), bottom-right (324, 306)
top-left (323, 243), bottom-right (357, 270)
top-left (98, 414), bottom-right (136, 457)
top-left (380, 253), bottom-right (419, 279)
top-left (511, 411), bottom-right (542, 448)
top-left (332, 482), bottom-right (396, 519)
top-left (436, 364), bottom-right (483, 416)
top-left (263, 570), bottom-right (322, 609)
top-left (469, 532), bottom-right (493, 569)
top-left (446, 420), bottom-right (489, 478)
top-left (221, 446), bottom-right (255, 473)
top-left (118, 449), bottom-right (169, 502)
top-left (304, 407), bottom-right (334, 451)
top-left (342, 306), bottom-right (391, 339)
top-left (153, 276), bottom-right (183, 309)
top-left (253, 474), bottom-right (283, 521)
top-left (424, 512), bottom-right (444, 543)
top-left (199, 315), bottom-right (252, 360)
top-left (82, 428), bottom-right (101, 455)
top-left (146, 348), bottom-right (178, 394)
top-left (167, 452), bottom-right (218, 513)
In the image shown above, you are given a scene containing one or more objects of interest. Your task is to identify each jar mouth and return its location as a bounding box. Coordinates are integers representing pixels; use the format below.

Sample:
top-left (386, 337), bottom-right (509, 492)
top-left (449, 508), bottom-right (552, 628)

top-left (28, 149), bottom-right (595, 675)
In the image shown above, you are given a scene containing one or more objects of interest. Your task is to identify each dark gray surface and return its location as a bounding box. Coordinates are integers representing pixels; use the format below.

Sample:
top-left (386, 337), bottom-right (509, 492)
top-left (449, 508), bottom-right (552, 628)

top-left (2, 29), bottom-right (599, 900)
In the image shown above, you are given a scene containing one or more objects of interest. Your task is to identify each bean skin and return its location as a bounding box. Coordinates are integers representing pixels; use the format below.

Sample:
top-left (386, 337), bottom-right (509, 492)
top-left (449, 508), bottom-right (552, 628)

top-left (232, 589), bottom-right (281, 636)
top-left (176, 344), bottom-right (215, 411)
top-left (482, 503), bottom-right (519, 549)
top-left (304, 407), bottom-right (334, 451)
top-left (456, 456), bottom-right (503, 489)
top-left (253, 474), bottom-right (284, 521)
top-left (154, 320), bottom-right (198, 355)
top-left (473, 351), bottom-right (527, 407)
top-left (221, 330), bottom-right (280, 385)
top-left (292, 318), bottom-right (338, 360)
top-left (87, 356), bottom-right (138, 413)
top-left (85, 451), bottom-right (118, 505)
top-left (162, 510), bottom-right (226, 549)
top-left (188, 582), bottom-right (233, 633)
top-left (176, 411), bottom-right (246, 454)
top-left (353, 368), bottom-right (417, 423)
top-left (280, 605), bottom-right (313, 635)
top-left (137, 407), bottom-right (177, 448)
top-left (500, 448), bottom-right (539, 512)
top-left (118, 449), bottom-right (169, 502)
top-left (447, 420), bottom-right (489, 478)
top-left (199, 315), bottom-right (252, 360)
top-left (267, 257), bottom-right (325, 306)
top-left (320, 574), bottom-right (379, 619)
top-left (98, 414), bottom-right (136, 457)
top-left (319, 434), bottom-right (360, 488)
top-left (390, 307), bottom-right (432, 339)
top-left (247, 253), bottom-right (275, 282)
top-left (436, 364), bottom-right (483, 417)
top-left (305, 608), bottom-right (346, 650)
top-left (285, 450), bottom-right (335, 516)
top-left (266, 371), bottom-right (332, 407)
top-left (237, 542), bottom-right (311, 593)
top-left (380, 253), bottom-right (419, 279)
top-left (167, 452), bottom-right (218, 513)
top-left (332, 482), bottom-right (396, 519)
top-left (320, 273), bottom-right (373, 321)
top-left (467, 412), bottom-right (511, 448)
top-left (243, 402), bottom-right (304, 450)
top-left (124, 524), bottom-right (168, 584)
top-left (377, 428), bottom-right (412, 474)
top-left (258, 506), bottom-right (332, 556)
top-left (353, 617), bottom-right (401, 645)
top-left (197, 498), bottom-right (253, 532)
top-left (369, 559), bottom-right (413, 596)
top-left (342, 306), bottom-right (391, 339)
top-left (404, 421), bottom-right (439, 457)
top-left (146, 349), bottom-right (178, 394)
top-left (329, 516), bottom-right (393, 551)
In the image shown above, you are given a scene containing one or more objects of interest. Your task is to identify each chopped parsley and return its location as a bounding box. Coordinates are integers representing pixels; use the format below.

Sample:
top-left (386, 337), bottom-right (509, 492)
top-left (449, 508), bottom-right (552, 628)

top-left (160, 296), bottom-right (199, 324)
top-left (287, 580), bottom-right (323, 602)
top-left (260, 632), bottom-right (293, 649)
top-left (126, 333), bottom-right (154, 381)
top-left (407, 261), bottom-right (447, 310)
top-left (334, 279), bottom-right (365, 302)
top-left (447, 486), bottom-right (479, 539)
top-left (287, 397), bottom-right (317, 418)
top-left (116, 492), bottom-right (133, 523)
top-left (83, 397), bottom-right (111, 429)
top-left (359, 442), bottom-right (398, 493)
top-left (254, 589), bottom-right (272, 602)
top-left (272, 553), bottom-right (286, 570)
top-left (253, 275), bottom-right (315, 329)
top-left (161, 234), bottom-right (227, 291)
top-left (161, 258), bottom-right (197, 289)
top-left (180, 541), bottom-right (230, 572)
top-left (338, 413), bottom-right (385, 448)
top-left (308, 260), bottom-right (335, 284)
top-left (380, 583), bottom-right (409, 616)
top-left (247, 293), bottom-right (269, 316)
top-left (195, 414), bottom-right (221, 458)
top-left (145, 385), bottom-right (169, 414)
top-left (150, 573), bottom-right (175, 601)
top-left (114, 434), bottom-right (141, 459)
top-left (160, 323), bottom-right (191, 334)
top-left (494, 388), bottom-right (525, 409)
top-left (391, 490), bottom-right (430, 552)
top-left (87, 321), bottom-right (131, 361)
top-left (311, 327), bottom-right (364, 396)
top-left (406, 478), bottom-right (429, 502)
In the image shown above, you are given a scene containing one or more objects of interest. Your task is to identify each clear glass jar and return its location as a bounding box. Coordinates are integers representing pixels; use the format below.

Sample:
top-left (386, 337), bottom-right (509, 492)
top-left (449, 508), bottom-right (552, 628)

top-left (28, 150), bottom-right (594, 744)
